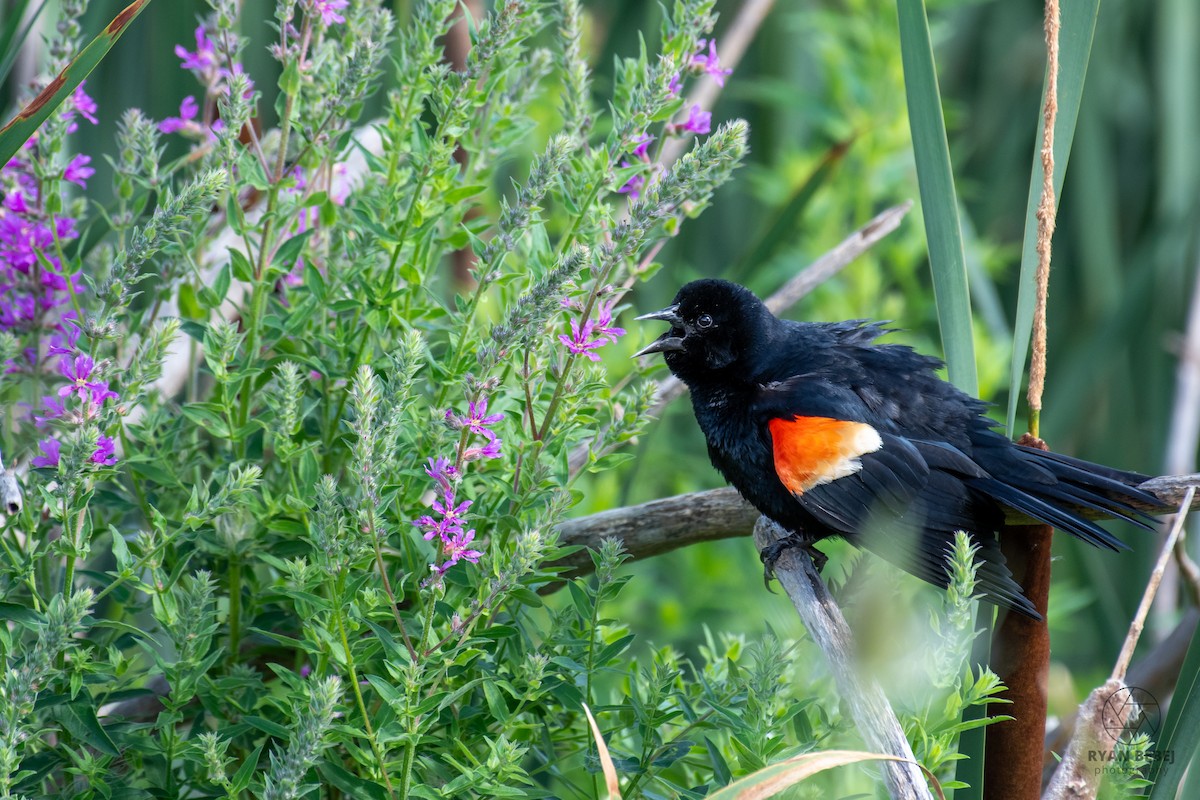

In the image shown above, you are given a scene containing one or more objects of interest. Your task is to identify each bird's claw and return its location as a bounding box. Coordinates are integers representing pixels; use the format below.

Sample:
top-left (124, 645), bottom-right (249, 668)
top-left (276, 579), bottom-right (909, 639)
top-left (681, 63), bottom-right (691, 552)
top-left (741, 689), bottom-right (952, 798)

top-left (759, 535), bottom-right (827, 590)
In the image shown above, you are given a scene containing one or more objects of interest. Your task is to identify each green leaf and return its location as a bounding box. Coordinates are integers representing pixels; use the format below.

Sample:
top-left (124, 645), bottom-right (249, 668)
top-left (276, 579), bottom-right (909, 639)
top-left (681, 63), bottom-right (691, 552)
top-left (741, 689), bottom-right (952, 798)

top-left (896, 0), bottom-right (976, 396)
top-left (56, 704), bottom-right (120, 757)
top-left (1005, 0), bottom-right (1101, 435)
top-left (1147, 623), bottom-right (1200, 796)
top-left (319, 760), bottom-right (389, 800)
top-left (0, 0), bottom-right (157, 166)
top-left (272, 230), bottom-right (314, 273)
top-left (228, 743), bottom-right (263, 794)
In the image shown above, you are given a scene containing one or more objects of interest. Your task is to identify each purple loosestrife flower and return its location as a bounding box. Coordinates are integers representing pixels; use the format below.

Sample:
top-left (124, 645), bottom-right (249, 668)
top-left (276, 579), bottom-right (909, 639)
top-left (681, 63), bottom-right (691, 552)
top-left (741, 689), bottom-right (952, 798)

top-left (58, 355), bottom-right (103, 401)
top-left (462, 399), bottom-right (503, 438)
top-left (668, 71), bottom-right (682, 97)
top-left (414, 491), bottom-right (472, 541)
top-left (34, 396), bottom-right (67, 427)
top-left (309, 0), bottom-right (350, 25)
top-left (432, 528), bottom-right (483, 575)
top-left (46, 314), bottom-right (81, 357)
top-left (559, 319), bottom-right (606, 360)
top-left (632, 133), bottom-right (654, 161)
top-left (159, 96), bottom-right (199, 134)
top-left (559, 297), bottom-right (625, 362)
top-left (70, 82), bottom-right (99, 126)
top-left (91, 436), bottom-right (117, 465)
top-left (176, 26), bottom-right (218, 74)
top-left (677, 104), bottom-right (711, 135)
top-left (462, 437), bottom-right (502, 462)
top-left (63, 155), bottom-right (94, 187)
top-left (425, 456), bottom-right (460, 493)
top-left (691, 39), bottom-right (733, 86)
top-left (31, 438), bottom-right (60, 468)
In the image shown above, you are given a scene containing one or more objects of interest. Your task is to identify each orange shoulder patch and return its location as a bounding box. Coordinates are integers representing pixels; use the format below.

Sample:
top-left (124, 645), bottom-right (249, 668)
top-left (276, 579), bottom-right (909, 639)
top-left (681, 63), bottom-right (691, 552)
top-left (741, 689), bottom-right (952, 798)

top-left (768, 416), bottom-right (883, 495)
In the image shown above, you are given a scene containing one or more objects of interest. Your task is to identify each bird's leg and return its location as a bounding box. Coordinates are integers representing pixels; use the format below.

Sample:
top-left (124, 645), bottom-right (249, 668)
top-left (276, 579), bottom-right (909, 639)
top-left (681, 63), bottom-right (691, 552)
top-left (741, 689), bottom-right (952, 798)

top-left (760, 532), bottom-right (827, 588)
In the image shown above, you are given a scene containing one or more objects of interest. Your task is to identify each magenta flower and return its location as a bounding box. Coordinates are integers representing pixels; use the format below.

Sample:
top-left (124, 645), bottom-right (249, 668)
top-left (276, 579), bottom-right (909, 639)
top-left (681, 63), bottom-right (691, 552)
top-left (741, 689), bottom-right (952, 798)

top-left (31, 438), bottom-right (61, 468)
top-left (464, 399), bottom-right (503, 438)
top-left (680, 104), bottom-right (711, 135)
top-left (91, 435), bottom-right (117, 465)
top-left (463, 437), bottom-right (503, 462)
top-left (559, 297), bottom-right (625, 362)
top-left (71, 82), bottom-right (99, 125)
top-left (559, 319), bottom-right (606, 360)
top-left (691, 39), bottom-right (733, 86)
top-left (57, 355), bottom-right (114, 406)
top-left (593, 298), bottom-right (626, 343)
top-left (425, 456), bottom-right (460, 493)
top-left (63, 155), bottom-right (94, 188)
top-left (47, 315), bottom-right (82, 357)
top-left (159, 96), bottom-right (199, 134)
top-left (34, 396), bottom-right (67, 427)
top-left (441, 528), bottom-right (483, 569)
top-left (668, 71), bottom-right (682, 97)
top-left (176, 26), bottom-right (217, 74)
top-left (632, 133), bottom-right (654, 161)
top-left (309, 0), bottom-right (350, 25)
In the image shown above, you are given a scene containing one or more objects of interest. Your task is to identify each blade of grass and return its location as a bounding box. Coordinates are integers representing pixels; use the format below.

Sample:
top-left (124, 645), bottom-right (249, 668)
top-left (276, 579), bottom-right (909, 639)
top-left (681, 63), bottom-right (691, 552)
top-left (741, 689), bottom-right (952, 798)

top-left (706, 750), bottom-right (944, 800)
top-left (0, 0), bottom-right (48, 84)
top-left (1004, 0), bottom-right (1101, 435)
top-left (1146, 619), bottom-right (1200, 797)
top-left (0, 0), bottom-right (155, 166)
top-left (896, 0), bottom-right (976, 397)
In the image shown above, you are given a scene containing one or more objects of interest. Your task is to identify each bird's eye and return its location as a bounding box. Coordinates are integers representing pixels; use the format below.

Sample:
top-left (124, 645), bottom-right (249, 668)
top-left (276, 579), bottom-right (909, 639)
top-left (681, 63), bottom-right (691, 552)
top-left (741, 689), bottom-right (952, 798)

top-left (696, 313), bottom-right (714, 329)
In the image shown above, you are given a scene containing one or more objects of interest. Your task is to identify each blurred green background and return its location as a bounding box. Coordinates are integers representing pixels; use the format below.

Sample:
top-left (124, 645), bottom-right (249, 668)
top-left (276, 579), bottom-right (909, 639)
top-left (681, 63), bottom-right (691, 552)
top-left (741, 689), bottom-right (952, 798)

top-left (7, 0), bottom-right (1197, 720)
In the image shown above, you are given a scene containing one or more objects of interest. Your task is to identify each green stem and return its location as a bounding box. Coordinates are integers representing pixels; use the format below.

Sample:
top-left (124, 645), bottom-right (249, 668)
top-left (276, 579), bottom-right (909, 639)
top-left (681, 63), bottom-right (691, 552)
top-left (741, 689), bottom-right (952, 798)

top-left (227, 555), bottom-right (242, 666)
top-left (333, 576), bottom-right (397, 799)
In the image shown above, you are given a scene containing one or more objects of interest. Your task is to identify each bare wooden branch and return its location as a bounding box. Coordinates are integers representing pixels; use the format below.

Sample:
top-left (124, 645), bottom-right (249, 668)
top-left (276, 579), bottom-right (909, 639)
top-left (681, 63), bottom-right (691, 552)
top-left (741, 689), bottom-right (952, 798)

top-left (752, 517), bottom-right (935, 800)
top-left (554, 488), bottom-right (757, 573)
top-left (551, 474), bottom-right (1200, 578)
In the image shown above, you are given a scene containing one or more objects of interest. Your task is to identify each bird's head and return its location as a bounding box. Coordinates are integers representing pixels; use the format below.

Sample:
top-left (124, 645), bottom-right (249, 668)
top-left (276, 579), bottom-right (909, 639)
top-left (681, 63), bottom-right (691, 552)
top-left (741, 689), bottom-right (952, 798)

top-left (635, 279), bottom-right (772, 383)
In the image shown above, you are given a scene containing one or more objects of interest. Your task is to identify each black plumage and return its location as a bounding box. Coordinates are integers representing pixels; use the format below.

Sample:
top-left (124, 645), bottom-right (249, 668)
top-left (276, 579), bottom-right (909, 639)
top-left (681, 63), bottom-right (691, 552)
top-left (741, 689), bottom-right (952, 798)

top-left (636, 279), bottom-right (1162, 618)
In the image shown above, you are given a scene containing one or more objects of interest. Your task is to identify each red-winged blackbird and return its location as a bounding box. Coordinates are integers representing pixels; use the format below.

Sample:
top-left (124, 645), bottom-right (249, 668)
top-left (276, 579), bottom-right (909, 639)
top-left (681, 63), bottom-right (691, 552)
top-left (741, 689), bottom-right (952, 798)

top-left (636, 279), bottom-right (1162, 618)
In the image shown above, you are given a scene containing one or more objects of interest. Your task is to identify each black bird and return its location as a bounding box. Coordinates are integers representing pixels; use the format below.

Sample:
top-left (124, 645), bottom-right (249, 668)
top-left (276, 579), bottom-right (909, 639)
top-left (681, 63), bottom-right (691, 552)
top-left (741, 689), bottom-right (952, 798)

top-left (636, 279), bottom-right (1162, 617)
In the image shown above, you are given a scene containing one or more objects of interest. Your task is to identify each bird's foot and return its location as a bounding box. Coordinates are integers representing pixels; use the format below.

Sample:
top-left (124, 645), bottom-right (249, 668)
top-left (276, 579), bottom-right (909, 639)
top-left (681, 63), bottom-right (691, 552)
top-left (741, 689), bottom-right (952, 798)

top-left (760, 534), bottom-right (827, 589)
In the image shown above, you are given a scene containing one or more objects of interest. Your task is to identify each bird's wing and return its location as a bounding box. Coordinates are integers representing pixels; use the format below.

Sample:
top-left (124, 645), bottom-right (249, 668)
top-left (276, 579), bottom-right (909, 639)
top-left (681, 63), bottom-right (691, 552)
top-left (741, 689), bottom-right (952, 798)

top-left (755, 377), bottom-right (1038, 616)
top-left (754, 376), bottom-right (931, 529)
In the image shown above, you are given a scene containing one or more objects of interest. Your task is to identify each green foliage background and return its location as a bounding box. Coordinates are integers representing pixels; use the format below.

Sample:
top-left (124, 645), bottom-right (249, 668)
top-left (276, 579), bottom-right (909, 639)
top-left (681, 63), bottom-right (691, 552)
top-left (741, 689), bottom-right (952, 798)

top-left (3, 0), bottom-right (1196, 793)
top-left (42, 0), bottom-right (1194, 710)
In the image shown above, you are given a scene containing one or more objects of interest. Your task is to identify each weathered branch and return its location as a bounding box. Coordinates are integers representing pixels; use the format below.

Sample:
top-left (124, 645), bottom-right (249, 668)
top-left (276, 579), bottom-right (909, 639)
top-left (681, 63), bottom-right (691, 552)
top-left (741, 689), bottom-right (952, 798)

top-left (552, 474), bottom-right (1200, 578)
top-left (752, 517), bottom-right (935, 800)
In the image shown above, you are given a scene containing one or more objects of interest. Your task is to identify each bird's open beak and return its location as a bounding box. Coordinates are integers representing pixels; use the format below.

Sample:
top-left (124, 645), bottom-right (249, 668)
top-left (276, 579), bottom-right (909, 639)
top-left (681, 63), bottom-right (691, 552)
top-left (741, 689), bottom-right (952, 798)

top-left (635, 304), bottom-right (684, 326)
top-left (634, 333), bottom-right (685, 357)
top-left (634, 304), bottom-right (686, 357)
